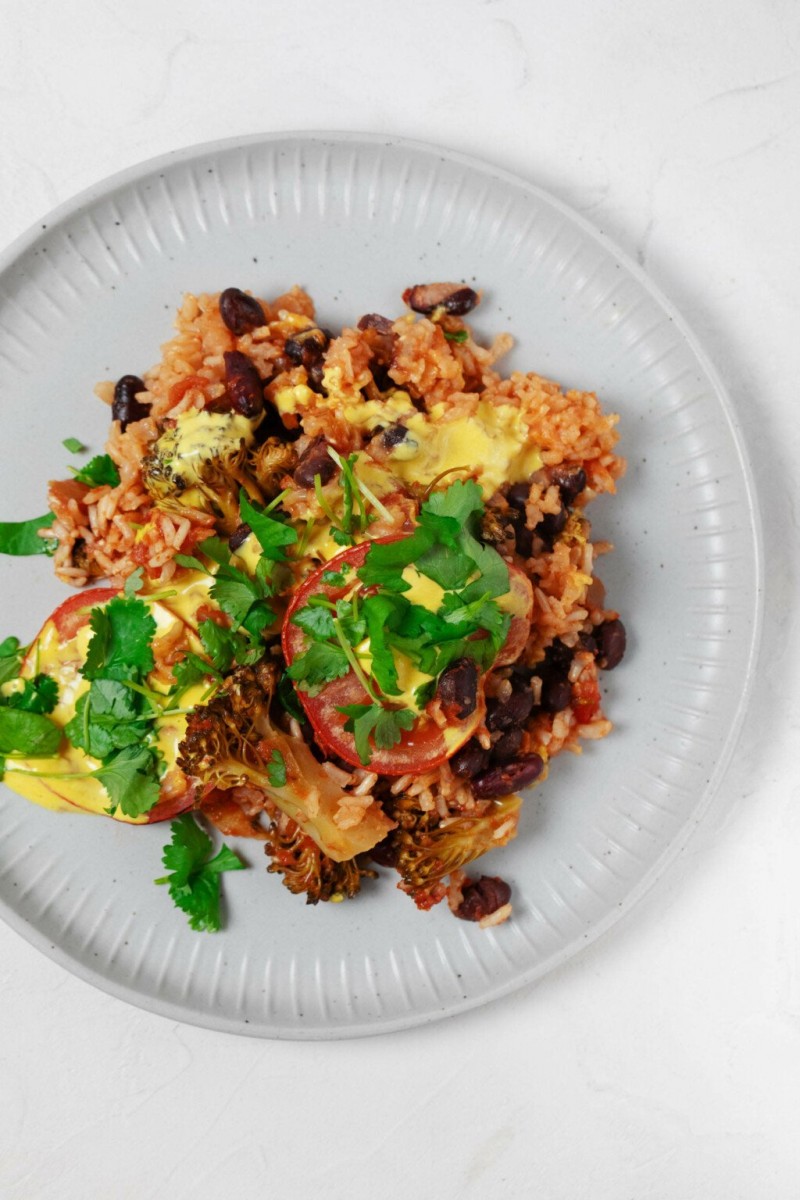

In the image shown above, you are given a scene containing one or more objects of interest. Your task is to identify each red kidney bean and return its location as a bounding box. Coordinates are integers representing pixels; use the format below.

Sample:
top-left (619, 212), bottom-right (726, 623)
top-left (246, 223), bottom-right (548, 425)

top-left (112, 374), bottom-right (148, 430)
top-left (437, 658), bottom-right (479, 719)
top-left (550, 465), bottom-right (587, 506)
top-left (455, 875), bottom-right (511, 922)
top-left (357, 313), bottom-right (393, 333)
top-left (219, 288), bottom-right (266, 336)
top-left (491, 727), bottom-right (523, 762)
top-left (284, 327), bottom-right (330, 367)
top-left (486, 689), bottom-right (534, 732)
top-left (540, 677), bottom-right (572, 713)
top-left (293, 437), bottom-right (337, 488)
top-left (402, 282), bottom-right (479, 316)
top-left (223, 350), bottom-right (264, 417)
top-left (228, 522), bottom-right (251, 552)
top-left (595, 618), bottom-right (626, 670)
top-left (449, 739), bottom-right (491, 779)
top-left (472, 753), bottom-right (544, 798)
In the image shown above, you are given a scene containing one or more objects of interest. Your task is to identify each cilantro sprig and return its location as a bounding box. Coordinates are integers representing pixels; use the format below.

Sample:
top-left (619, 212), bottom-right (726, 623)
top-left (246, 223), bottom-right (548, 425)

top-left (155, 814), bottom-right (245, 932)
top-left (287, 478), bottom-right (513, 766)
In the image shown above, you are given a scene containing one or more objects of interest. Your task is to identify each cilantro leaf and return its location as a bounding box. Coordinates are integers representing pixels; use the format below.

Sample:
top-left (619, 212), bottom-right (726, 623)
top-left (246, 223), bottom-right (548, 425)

top-left (266, 748), bottom-right (287, 787)
top-left (362, 594), bottom-right (403, 696)
top-left (291, 605), bottom-right (335, 642)
top-left (83, 596), bottom-right (156, 683)
top-left (174, 553), bottom-right (209, 573)
top-left (0, 513), bottom-right (56, 557)
top-left (416, 541), bottom-right (475, 590)
top-left (458, 530), bottom-right (510, 601)
top-left (65, 680), bottom-right (149, 759)
top-left (196, 536), bottom-right (232, 567)
top-left (0, 637), bottom-right (24, 686)
top-left (421, 478), bottom-right (484, 527)
top-left (71, 454), bottom-right (120, 488)
top-left (322, 567), bottom-right (349, 586)
top-left (198, 619), bottom-right (236, 674)
top-left (155, 814), bottom-right (245, 933)
top-left (171, 651), bottom-right (221, 692)
top-left (239, 491), bottom-right (297, 561)
top-left (277, 673), bottom-right (305, 721)
top-left (62, 437), bottom-right (86, 454)
top-left (334, 598), bottom-right (367, 646)
top-left (444, 328), bottom-right (468, 343)
top-left (6, 674), bottom-right (59, 715)
top-left (287, 641), bottom-right (350, 693)
top-left (357, 526), bottom-right (434, 589)
top-left (337, 703), bottom-right (415, 766)
top-left (94, 745), bottom-right (161, 817)
top-left (210, 565), bottom-right (270, 631)
top-left (0, 708), bottom-right (62, 757)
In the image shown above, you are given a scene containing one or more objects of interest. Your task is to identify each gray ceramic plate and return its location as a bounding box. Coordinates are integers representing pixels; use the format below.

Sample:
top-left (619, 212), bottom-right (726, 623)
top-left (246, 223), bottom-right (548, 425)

top-left (0, 133), bottom-right (762, 1038)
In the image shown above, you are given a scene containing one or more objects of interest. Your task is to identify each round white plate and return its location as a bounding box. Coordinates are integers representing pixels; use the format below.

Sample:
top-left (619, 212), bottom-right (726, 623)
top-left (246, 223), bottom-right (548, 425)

top-left (0, 133), bottom-right (762, 1038)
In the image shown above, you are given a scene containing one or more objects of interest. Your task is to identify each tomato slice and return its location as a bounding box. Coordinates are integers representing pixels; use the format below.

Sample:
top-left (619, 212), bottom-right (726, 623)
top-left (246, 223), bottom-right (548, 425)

top-left (18, 586), bottom-right (194, 824)
top-left (282, 540), bottom-right (533, 776)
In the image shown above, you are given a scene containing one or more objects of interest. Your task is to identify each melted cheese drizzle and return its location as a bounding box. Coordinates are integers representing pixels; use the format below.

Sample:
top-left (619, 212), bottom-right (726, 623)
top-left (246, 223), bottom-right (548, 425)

top-left (3, 574), bottom-right (211, 821)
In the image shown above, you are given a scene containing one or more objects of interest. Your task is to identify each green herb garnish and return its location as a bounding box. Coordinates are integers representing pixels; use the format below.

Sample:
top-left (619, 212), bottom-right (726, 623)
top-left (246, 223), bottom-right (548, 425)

top-left (0, 513), bottom-right (56, 557)
top-left (155, 814), bottom-right (245, 932)
top-left (71, 454), bottom-right (120, 488)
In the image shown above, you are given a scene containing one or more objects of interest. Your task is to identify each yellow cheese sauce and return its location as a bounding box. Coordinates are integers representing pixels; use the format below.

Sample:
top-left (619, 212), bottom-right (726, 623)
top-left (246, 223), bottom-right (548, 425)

top-left (274, 382), bottom-right (540, 498)
top-left (3, 574), bottom-right (211, 821)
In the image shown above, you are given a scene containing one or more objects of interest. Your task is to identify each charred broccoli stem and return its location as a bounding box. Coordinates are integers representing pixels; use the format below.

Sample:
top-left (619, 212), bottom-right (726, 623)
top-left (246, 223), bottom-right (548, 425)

top-left (265, 816), bottom-right (376, 904)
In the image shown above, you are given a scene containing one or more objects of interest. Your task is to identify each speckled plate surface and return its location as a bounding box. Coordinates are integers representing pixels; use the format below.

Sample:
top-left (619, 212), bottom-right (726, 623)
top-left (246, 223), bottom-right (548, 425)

top-left (0, 133), bottom-right (762, 1038)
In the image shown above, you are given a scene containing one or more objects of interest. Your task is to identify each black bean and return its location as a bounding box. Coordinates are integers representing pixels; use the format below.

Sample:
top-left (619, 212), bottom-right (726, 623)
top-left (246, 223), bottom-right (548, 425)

top-left (284, 327), bottom-right (330, 368)
top-left (577, 630), bottom-right (597, 655)
top-left (450, 739), bottom-right (491, 780)
top-left (306, 360), bottom-right (326, 393)
top-left (293, 437), bottom-right (337, 488)
top-left (542, 639), bottom-right (573, 677)
top-left (508, 510), bottom-right (533, 557)
top-left (219, 287), bottom-right (267, 336)
top-left (455, 875), bottom-right (512, 922)
top-left (228, 522), bottom-right (251, 552)
top-left (402, 282), bottom-right (479, 316)
top-left (540, 677), bottom-right (572, 713)
top-left (112, 374), bottom-right (148, 431)
top-left (506, 481), bottom-right (530, 511)
top-left (595, 618), bottom-right (626, 670)
top-left (223, 350), bottom-right (264, 417)
top-left (492, 727), bottom-right (523, 762)
top-left (472, 754), bottom-right (544, 798)
top-left (550, 465), bottom-right (586, 506)
top-left (537, 505), bottom-right (568, 546)
top-left (437, 658), bottom-right (479, 720)
top-left (486, 689), bottom-right (534, 732)
top-left (357, 313), bottom-right (393, 333)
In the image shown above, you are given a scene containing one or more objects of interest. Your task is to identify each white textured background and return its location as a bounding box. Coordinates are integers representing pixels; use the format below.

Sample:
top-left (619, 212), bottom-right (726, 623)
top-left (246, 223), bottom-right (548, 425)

top-left (0, 1), bottom-right (798, 1197)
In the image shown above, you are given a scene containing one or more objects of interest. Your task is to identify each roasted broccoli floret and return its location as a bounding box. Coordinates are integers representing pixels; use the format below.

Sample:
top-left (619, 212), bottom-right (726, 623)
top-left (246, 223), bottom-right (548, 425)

top-left (265, 814), bottom-right (376, 904)
top-left (142, 409), bottom-right (263, 534)
top-left (178, 665), bottom-right (395, 868)
top-left (385, 792), bottom-right (522, 909)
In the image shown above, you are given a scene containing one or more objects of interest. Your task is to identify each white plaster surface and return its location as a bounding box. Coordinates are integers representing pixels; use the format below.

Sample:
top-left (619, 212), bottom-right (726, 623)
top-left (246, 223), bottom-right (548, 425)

top-left (0, 1), bottom-right (798, 1196)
